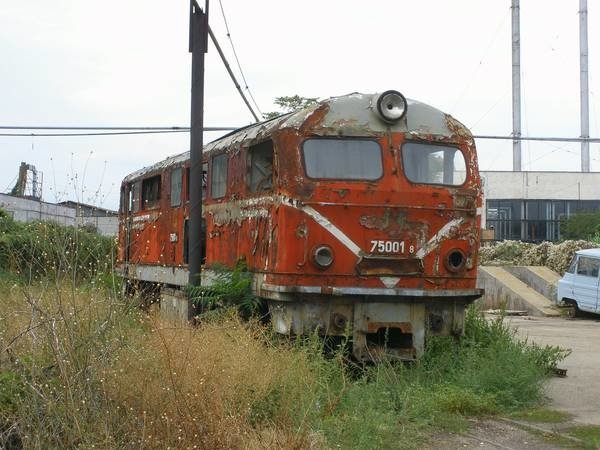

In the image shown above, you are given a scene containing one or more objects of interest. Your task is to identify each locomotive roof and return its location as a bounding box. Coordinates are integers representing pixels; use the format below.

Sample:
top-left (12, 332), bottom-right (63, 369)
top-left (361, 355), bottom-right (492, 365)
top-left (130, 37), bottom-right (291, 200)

top-left (123, 92), bottom-right (472, 183)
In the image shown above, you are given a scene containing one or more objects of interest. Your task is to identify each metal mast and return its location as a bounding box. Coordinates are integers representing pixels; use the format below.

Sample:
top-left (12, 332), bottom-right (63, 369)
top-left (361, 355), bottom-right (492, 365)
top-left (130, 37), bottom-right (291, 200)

top-left (579, 0), bottom-right (590, 172)
top-left (188, 0), bottom-right (209, 291)
top-left (511, 0), bottom-right (522, 171)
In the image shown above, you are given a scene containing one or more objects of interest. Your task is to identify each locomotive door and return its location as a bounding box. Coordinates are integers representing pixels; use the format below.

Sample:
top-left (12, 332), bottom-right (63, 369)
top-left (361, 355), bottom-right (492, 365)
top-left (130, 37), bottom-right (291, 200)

top-left (125, 181), bottom-right (140, 263)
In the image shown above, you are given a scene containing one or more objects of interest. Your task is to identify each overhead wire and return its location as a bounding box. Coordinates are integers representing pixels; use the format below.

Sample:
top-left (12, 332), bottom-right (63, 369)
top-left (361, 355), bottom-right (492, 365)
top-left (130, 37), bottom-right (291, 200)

top-left (217, 0), bottom-right (263, 118)
top-left (450, 7), bottom-right (510, 113)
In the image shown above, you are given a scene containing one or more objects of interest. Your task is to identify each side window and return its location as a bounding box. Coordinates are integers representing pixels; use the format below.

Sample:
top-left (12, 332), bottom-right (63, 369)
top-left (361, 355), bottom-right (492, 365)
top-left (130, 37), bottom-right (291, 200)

top-left (211, 154), bottom-right (228, 199)
top-left (248, 140), bottom-right (274, 192)
top-left (185, 167), bottom-right (190, 201)
top-left (184, 164), bottom-right (208, 201)
top-left (120, 186), bottom-right (127, 214)
top-left (202, 163), bottom-right (208, 199)
top-left (142, 175), bottom-right (161, 209)
top-left (576, 256), bottom-right (600, 277)
top-left (131, 181), bottom-right (141, 213)
top-left (171, 167), bottom-right (182, 207)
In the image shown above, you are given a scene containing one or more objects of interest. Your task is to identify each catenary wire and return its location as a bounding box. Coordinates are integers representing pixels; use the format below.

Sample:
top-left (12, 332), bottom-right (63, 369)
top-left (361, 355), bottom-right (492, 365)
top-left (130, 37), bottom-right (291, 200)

top-left (217, 0), bottom-right (263, 117)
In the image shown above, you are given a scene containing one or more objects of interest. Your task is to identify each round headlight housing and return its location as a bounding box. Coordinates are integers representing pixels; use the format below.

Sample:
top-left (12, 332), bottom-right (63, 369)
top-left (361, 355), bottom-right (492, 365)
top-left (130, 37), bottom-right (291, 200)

top-left (445, 249), bottom-right (466, 273)
top-left (376, 90), bottom-right (408, 123)
top-left (312, 245), bottom-right (334, 269)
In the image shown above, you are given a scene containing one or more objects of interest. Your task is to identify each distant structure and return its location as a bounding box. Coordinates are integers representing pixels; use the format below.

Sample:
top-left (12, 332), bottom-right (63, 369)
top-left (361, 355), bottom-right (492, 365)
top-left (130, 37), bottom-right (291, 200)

top-left (1, 162), bottom-right (118, 236)
top-left (482, 171), bottom-right (600, 242)
top-left (11, 162), bottom-right (42, 199)
top-left (0, 194), bottom-right (118, 236)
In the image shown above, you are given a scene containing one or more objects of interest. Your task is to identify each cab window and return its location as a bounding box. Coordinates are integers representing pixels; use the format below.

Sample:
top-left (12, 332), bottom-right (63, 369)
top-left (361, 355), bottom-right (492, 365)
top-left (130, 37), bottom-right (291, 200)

top-left (402, 143), bottom-right (467, 186)
top-left (302, 138), bottom-right (382, 180)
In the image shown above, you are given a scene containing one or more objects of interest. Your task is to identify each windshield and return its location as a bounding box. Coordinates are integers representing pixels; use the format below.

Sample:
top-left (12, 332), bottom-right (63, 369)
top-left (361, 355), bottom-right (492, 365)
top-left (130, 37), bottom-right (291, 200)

top-left (302, 138), bottom-right (383, 180)
top-left (402, 142), bottom-right (467, 186)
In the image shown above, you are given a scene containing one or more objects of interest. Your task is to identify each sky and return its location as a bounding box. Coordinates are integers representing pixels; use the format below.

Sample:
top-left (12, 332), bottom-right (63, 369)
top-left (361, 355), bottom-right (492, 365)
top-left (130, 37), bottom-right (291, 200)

top-left (0, 0), bottom-right (599, 210)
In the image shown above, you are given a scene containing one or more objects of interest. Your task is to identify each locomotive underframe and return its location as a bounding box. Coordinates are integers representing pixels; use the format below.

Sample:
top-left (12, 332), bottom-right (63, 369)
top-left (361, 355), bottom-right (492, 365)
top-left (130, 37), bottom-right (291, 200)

top-left (118, 263), bottom-right (482, 361)
top-left (265, 290), bottom-right (480, 361)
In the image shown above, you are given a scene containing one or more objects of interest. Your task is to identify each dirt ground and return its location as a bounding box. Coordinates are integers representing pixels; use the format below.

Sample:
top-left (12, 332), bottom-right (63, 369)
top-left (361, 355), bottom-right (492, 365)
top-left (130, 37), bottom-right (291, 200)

top-left (510, 314), bottom-right (600, 426)
top-left (426, 314), bottom-right (600, 449)
top-left (425, 419), bottom-right (566, 450)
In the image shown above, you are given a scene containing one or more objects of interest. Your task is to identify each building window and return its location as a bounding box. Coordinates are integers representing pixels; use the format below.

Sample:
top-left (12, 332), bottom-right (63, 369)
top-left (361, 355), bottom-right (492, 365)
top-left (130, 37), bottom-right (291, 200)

top-left (211, 154), bottom-right (228, 199)
top-left (171, 167), bottom-right (182, 207)
top-left (249, 140), bottom-right (274, 192)
top-left (142, 175), bottom-right (161, 209)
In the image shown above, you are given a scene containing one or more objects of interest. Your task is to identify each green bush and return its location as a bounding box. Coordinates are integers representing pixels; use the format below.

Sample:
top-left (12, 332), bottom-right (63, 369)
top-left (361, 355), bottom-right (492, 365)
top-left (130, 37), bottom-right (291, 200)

top-left (561, 211), bottom-right (600, 240)
top-left (0, 209), bottom-right (114, 282)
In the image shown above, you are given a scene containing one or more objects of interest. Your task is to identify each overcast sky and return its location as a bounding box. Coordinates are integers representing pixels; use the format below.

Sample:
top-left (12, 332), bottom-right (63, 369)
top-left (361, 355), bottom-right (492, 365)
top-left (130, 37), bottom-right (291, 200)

top-left (1, 0), bottom-right (598, 209)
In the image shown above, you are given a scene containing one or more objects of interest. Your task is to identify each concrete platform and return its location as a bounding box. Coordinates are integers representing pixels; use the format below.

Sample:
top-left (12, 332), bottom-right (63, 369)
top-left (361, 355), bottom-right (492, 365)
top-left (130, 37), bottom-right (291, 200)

top-left (505, 266), bottom-right (560, 303)
top-left (477, 266), bottom-right (560, 317)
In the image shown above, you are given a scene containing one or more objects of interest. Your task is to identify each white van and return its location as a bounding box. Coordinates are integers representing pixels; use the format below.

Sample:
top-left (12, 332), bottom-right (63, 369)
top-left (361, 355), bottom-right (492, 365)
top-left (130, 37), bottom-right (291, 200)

top-left (557, 248), bottom-right (600, 315)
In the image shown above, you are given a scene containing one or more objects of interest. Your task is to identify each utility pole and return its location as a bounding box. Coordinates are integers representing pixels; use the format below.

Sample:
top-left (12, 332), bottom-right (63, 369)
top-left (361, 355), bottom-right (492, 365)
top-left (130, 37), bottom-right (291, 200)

top-left (511, 0), bottom-right (522, 171)
top-left (188, 0), bottom-right (209, 293)
top-left (579, 0), bottom-right (590, 172)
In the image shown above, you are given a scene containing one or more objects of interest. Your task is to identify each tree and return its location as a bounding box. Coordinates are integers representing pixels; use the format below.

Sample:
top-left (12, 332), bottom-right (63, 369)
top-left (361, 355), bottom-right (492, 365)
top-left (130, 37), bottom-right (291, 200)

top-left (263, 95), bottom-right (319, 120)
top-left (560, 211), bottom-right (600, 240)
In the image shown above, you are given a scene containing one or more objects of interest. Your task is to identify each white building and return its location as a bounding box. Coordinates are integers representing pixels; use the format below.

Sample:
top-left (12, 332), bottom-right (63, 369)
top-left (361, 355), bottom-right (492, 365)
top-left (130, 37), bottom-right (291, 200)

top-left (0, 193), bottom-right (118, 236)
top-left (481, 171), bottom-right (600, 241)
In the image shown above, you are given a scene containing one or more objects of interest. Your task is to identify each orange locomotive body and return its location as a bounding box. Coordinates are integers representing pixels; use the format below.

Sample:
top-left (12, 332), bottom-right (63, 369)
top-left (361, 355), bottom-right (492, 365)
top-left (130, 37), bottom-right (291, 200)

top-left (117, 91), bottom-right (483, 361)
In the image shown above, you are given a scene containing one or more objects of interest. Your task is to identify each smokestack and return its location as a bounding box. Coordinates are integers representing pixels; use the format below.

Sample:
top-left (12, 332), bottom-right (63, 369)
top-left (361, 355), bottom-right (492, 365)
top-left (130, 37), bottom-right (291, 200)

top-left (579, 0), bottom-right (590, 172)
top-left (511, 0), bottom-right (522, 171)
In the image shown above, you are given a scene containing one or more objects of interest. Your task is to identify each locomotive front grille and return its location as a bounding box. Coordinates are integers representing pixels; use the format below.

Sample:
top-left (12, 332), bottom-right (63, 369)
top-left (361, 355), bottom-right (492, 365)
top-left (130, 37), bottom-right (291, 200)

top-left (356, 256), bottom-right (424, 276)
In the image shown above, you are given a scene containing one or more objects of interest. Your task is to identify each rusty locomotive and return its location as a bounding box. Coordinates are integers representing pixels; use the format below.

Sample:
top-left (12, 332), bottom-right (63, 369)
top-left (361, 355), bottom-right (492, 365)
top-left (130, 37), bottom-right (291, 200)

top-left (117, 90), bottom-right (483, 361)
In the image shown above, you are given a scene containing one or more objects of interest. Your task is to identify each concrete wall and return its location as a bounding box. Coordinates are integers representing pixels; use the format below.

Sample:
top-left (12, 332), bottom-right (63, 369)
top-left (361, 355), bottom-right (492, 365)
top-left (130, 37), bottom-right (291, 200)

top-left (76, 216), bottom-right (119, 237)
top-left (0, 193), bottom-right (118, 236)
top-left (0, 193), bottom-right (75, 225)
top-left (481, 171), bottom-right (600, 201)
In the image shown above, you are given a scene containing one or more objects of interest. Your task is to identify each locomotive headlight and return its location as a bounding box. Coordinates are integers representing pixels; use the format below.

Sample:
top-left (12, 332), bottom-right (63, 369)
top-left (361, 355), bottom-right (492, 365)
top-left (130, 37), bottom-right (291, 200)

top-left (312, 245), bottom-right (334, 269)
top-left (376, 90), bottom-right (408, 123)
top-left (445, 249), bottom-right (466, 273)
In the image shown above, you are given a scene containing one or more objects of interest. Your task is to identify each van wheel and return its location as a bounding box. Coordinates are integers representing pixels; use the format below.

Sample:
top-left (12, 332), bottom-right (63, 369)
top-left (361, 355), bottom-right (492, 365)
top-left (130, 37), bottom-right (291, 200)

top-left (569, 301), bottom-right (581, 318)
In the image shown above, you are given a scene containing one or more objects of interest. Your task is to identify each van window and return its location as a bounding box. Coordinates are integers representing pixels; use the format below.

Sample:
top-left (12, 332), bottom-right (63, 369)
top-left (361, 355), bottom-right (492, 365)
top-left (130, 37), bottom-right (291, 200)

top-left (171, 167), bottom-right (182, 207)
top-left (142, 175), bottom-right (161, 209)
top-left (211, 154), bottom-right (228, 198)
top-left (566, 256), bottom-right (577, 274)
top-left (576, 256), bottom-right (600, 277)
top-left (249, 140), bottom-right (274, 192)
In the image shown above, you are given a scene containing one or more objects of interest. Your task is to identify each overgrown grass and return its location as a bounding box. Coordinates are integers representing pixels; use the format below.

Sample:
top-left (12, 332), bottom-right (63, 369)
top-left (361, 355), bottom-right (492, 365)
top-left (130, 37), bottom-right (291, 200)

top-left (0, 209), bottom-right (115, 284)
top-left (0, 277), bottom-right (569, 449)
top-left (0, 214), bottom-right (570, 448)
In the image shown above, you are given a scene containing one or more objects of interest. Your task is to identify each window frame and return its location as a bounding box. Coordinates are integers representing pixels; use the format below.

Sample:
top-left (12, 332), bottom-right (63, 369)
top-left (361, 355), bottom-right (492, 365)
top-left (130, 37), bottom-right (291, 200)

top-left (248, 140), bottom-right (275, 193)
top-left (400, 141), bottom-right (468, 188)
top-left (141, 174), bottom-right (161, 210)
top-left (301, 137), bottom-right (384, 182)
top-left (170, 167), bottom-right (183, 208)
top-left (576, 256), bottom-right (600, 278)
top-left (210, 153), bottom-right (229, 199)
